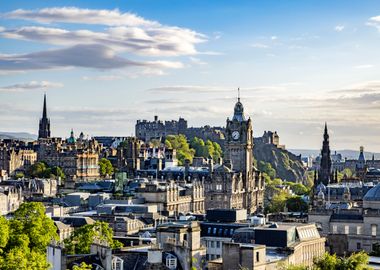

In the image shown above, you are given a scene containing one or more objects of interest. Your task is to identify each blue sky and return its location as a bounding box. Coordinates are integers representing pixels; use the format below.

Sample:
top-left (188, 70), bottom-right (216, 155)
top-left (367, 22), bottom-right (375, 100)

top-left (1, 0), bottom-right (380, 151)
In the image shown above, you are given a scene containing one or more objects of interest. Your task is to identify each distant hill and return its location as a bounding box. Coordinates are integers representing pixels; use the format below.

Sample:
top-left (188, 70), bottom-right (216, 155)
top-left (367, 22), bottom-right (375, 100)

top-left (0, 131), bottom-right (37, 141)
top-left (254, 143), bottom-right (305, 182)
top-left (289, 149), bottom-right (380, 160)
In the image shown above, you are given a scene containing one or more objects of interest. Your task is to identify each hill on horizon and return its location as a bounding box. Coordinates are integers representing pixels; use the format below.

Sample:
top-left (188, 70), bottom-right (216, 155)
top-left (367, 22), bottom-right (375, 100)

top-left (0, 131), bottom-right (37, 141)
top-left (289, 148), bottom-right (380, 160)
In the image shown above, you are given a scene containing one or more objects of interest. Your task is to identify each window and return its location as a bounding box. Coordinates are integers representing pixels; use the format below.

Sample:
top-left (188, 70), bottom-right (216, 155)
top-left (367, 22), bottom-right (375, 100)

top-left (332, 225), bottom-right (337, 234)
top-left (372, 224), bottom-right (377, 237)
top-left (216, 241), bottom-right (220, 248)
top-left (211, 241), bottom-right (215, 248)
top-left (357, 226), bottom-right (362, 235)
top-left (344, 226), bottom-right (349, 234)
top-left (166, 255), bottom-right (177, 269)
top-left (256, 251), bottom-right (260, 262)
top-left (357, 243), bottom-right (361, 250)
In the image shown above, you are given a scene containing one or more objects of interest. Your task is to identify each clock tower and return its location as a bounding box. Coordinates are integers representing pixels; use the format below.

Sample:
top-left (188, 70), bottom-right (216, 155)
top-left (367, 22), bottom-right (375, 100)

top-left (204, 89), bottom-right (264, 214)
top-left (224, 93), bottom-right (253, 175)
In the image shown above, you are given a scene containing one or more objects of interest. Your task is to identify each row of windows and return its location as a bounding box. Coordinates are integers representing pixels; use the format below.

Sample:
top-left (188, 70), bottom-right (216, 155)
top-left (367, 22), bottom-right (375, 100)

top-left (206, 227), bottom-right (235, 237)
top-left (207, 240), bottom-right (221, 248)
top-left (331, 224), bottom-right (377, 236)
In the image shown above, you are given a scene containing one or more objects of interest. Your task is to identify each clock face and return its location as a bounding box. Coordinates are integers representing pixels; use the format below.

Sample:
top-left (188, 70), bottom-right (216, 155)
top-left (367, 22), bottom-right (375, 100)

top-left (232, 131), bottom-right (240, 140)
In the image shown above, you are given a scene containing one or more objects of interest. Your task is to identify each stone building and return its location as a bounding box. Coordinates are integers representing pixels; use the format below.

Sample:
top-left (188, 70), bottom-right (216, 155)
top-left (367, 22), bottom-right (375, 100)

top-left (208, 223), bottom-right (325, 270)
top-left (0, 185), bottom-right (23, 215)
top-left (147, 221), bottom-right (206, 270)
top-left (254, 131), bottom-right (285, 150)
top-left (0, 142), bottom-right (37, 176)
top-left (117, 137), bottom-right (142, 175)
top-left (135, 179), bottom-right (205, 216)
top-left (205, 96), bottom-right (265, 214)
top-left (135, 115), bottom-right (188, 142)
top-left (309, 182), bottom-right (380, 255)
top-left (38, 134), bottom-right (100, 181)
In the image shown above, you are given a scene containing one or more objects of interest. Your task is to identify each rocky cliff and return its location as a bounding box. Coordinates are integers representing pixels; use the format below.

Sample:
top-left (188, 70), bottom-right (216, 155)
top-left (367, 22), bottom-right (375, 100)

top-left (253, 141), bottom-right (305, 182)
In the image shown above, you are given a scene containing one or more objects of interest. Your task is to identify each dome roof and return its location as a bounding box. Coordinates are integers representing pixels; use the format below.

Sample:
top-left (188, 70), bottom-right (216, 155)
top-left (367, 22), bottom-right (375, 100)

top-left (232, 100), bottom-right (245, 122)
top-left (316, 183), bottom-right (326, 194)
top-left (363, 183), bottom-right (380, 201)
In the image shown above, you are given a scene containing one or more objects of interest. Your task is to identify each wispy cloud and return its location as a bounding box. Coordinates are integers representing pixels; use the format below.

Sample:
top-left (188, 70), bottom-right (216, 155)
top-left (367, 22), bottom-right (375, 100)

top-left (250, 43), bottom-right (269, 49)
top-left (82, 75), bottom-right (122, 81)
top-left (367, 15), bottom-right (380, 31)
top-left (334, 25), bottom-right (345, 32)
top-left (0, 44), bottom-right (184, 72)
top-left (0, 81), bottom-right (63, 92)
top-left (5, 7), bottom-right (158, 27)
top-left (354, 64), bottom-right (374, 69)
top-left (0, 7), bottom-right (208, 74)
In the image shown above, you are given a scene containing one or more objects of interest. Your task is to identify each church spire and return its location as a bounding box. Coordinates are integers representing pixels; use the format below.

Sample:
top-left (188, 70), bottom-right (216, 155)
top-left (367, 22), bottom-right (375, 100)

top-left (42, 93), bottom-right (47, 119)
top-left (38, 94), bottom-right (51, 139)
top-left (318, 123), bottom-right (332, 185)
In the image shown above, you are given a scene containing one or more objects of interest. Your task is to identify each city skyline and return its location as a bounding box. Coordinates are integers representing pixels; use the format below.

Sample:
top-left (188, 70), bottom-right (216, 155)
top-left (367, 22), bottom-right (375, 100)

top-left (1, 1), bottom-right (380, 151)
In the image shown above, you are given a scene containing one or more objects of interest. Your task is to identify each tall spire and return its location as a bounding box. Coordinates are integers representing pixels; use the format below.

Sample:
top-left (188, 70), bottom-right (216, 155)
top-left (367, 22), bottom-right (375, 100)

top-left (42, 93), bottom-right (47, 119)
top-left (318, 123), bottom-right (332, 185)
top-left (38, 94), bottom-right (51, 139)
top-left (238, 87), bottom-right (240, 102)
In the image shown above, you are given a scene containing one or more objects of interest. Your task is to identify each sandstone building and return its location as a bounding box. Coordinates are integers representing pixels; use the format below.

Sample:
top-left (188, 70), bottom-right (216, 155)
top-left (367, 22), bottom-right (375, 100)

top-left (204, 97), bottom-right (265, 214)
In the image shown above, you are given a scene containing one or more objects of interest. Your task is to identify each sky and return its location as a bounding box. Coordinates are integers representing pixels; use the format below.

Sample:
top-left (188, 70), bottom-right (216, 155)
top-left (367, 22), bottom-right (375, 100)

top-left (1, 0), bottom-right (380, 151)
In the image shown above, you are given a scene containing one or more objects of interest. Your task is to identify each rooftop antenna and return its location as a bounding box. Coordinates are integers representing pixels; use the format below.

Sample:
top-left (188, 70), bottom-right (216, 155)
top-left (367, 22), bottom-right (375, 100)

top-left (237, 87), bottom-right (240, 102)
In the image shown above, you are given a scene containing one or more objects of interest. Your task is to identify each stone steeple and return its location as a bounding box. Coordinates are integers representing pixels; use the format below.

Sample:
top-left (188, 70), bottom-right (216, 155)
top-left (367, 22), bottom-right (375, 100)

top-left (318, 123), bottom-right (332, 185)
top-left (38, 94), bottom-right (51, 139)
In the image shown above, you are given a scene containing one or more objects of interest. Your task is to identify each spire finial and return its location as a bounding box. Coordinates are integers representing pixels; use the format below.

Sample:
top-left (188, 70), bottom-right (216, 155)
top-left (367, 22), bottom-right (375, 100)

top-left (42, 93), bottom-right (47, 119)
top-left (238, 87), bottom-right (240, 102)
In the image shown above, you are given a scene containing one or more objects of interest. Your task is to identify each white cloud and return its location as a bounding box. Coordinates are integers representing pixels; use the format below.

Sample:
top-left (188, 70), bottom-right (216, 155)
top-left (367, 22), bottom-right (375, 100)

top-left (82, 75), bottom-right (122, 81)
top-left (0, 80), bottom-right (63, 92)
top-left (334, 25), bottom-right (345, 32)
top-left (354, 64), bottom-right (374, 69)
top-left (250, 43), bottom-right (269, 49)
top-left (189, 57), bottom-right (207, 65)
top-left (5, 7), bottom-right (157, 27)
top-left (0, 44), bottom-right (184, 72)
top-left (367, 15), bottom-right (380, 31)
top-left (0, 7), bottom-right (208, 73)
top-left (271, 36), bottom-right (278, 40)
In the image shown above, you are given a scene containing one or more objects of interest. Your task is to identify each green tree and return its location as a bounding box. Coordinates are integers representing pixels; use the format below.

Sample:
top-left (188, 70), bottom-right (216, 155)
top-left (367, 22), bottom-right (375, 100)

top-left (51, 166), bottom-right (65, 179)
top-left (313, 251), bottom-right (371, 270)
top-left (0, 202), bottom-right (58, 270)
top-left (10, 202), bottom-right (58, 253)
top-left (14, 172), bottom-right (24, 179)
top-left (64, 221), bottom-right (123, 255)
top-left (267, 190), bottom-right (288, 213)
top-left (73, 262), bottom-right (93, 270)
top-left (99, 158), bottom-right (114, 177)
top-left (286, 196), bottom-right (308, 212)
top-left (341, 168), bottom-right (354, 179)
top-left (166, 135), bottom-right (195, 165)
top-left (0, 216), bottom-right (9, 253)
top-left (258, 161), bottom-right (276, 179)
top-left (313, 252), bottom-right (339, 270)
top-left (27, 162), bottom-right (47, 178)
